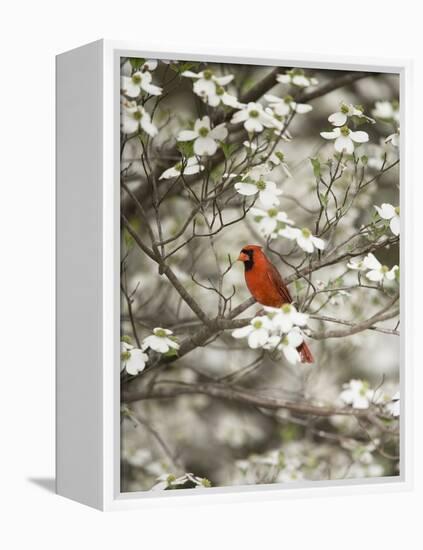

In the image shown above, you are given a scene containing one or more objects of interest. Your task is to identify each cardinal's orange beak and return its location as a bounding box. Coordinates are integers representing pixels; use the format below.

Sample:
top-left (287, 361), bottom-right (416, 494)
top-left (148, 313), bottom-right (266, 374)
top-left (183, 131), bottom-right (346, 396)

top-left (238, 252), bottom-right (249, 262)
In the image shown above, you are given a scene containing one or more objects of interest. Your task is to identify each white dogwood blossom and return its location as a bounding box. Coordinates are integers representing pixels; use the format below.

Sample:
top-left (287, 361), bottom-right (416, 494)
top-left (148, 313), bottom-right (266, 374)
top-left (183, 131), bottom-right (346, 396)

top-left (250, 207), bottom-right (294, 238)
top-left (280, 227), bottom-right (325, 253)
top-left (231, 102), bottom-right (282, 133)
top-left (152, 472), bottom-right (211, 491)
top-left (277, 327), bottom-right (304, 364)
top-left (374, 203), bottom-right (400, 236)
top-left (277, 69), bottom-right (318, 88)
top-left (177, 116), bottom-right (227, 156)
top-left (159, 157), bottom-right (204, 180)
top-left (372, 100), bottom-right (400, 122)
top-left (363, 253), bottom-right (399, 282)
top-left (347, 258), bottom-right (366, 271)
top-left (265, 94), bottom-right (313, 117)
top-left (339, 379), bottom-right (375, 409)
top-left (234, 165), bottom-right (282, 208)
top-left (264, 304), bottom-right (308, 333)
top-left (232, 316), bottom-right (273, 349)
top-left (385, 391), bottom-right (400, 417)
top-left (328, 102), bottom-right (375, 127)
top-left (121, 70), bottom-right (162, 97)
top-left (320, 125), bottom-right (369, 154)
top-left (142, 328), bottom-right (180, 354)
top-left (121, 341), bottom-right (148, 375)
top-left (231, 305), bottom-right (310, 365)
top-left (268, 148), bottom-right (292, 177)
top-left (121, 102), bottom-right (158, 137)
top-left (182, 69), bottom-right (235, 105)
top-left (386, 129), bottom-right (400, 147)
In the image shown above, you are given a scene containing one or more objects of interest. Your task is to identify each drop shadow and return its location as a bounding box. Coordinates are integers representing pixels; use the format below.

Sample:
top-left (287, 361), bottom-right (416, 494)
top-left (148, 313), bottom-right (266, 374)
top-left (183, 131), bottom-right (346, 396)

top-left (28, 477), bottom-right (56, 494)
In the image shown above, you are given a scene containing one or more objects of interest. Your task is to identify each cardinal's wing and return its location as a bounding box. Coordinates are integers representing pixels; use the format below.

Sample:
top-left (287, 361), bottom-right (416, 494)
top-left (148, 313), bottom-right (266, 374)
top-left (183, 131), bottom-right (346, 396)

top-left (266, 261), bottom-right (293, 305)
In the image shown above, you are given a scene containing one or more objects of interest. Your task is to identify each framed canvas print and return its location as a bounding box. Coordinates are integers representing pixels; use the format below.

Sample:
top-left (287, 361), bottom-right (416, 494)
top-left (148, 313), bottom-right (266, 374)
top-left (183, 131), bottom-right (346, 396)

top-left (56, 40), bottom-right (412, 510)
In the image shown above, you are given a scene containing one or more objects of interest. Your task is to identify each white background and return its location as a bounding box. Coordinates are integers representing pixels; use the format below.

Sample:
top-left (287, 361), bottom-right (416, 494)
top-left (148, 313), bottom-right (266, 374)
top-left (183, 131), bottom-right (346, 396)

top-left (1, 0), bottom-right (421, 547)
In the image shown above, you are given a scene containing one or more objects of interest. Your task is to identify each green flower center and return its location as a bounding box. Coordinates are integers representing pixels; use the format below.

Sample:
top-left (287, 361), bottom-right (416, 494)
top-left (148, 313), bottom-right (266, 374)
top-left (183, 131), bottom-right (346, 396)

top-left (275, 151), bottom-right (284, 161)
top-left (284, 95), bottom-right (294, 104)
top-left (121, 351), bottom-right (131, 361)
top-left (395, 206), bottom-right (400, 215)
top-left (256, 179), bottom-right (267, 191)
top-left (133, 110), bottom-right (142, 120)
top-left (268, 208), bottom-right (278, 217)
top-left (253, 320), bottom-right (263, 329)
top-left (154, 328), bottom-right (167, 337)
top-left (203, 69), bottom-right (213, 80)
top-left (132, 74), bottom-right (141, 84)
top-left (198, 127), bottom-right (209, 137)
top-left (340, 125), bottom-right (350, 136)
top-left (249, 109), bottom-right (259, 118)
top-left (381, 265), bottom-right (389, 273)
top-left (340, 103), bottom-right (349, 114)
top-left (215, 85), bottom-right (224, 96)
top-left (175, 162), bottom-right (183, 172)
top-left (359, 381), bottom-right (370, 396)
top-left (282, 304), bottom-right (292, 314)
top-left (301, 227), bottom-right (311, 238)
top-left (282, 336), bottom-right (289, 345)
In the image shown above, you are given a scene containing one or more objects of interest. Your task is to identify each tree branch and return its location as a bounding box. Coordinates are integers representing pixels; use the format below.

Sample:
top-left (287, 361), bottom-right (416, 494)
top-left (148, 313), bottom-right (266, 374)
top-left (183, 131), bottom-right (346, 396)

top-left (123, 380), bottom-right (381, 419)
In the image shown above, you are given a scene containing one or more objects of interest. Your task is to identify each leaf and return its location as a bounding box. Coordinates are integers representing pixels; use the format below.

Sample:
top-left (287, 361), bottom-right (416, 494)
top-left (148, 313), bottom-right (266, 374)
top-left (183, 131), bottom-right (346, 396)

top-left (175, 61), bottom-right (200, 75)
top-left (123, 228), bottom-right (134, 249)
top-left (164, 347), bottom-right (178, 358)
top-left (129, 57), bottom-right (145, 70)
top-left (177, 141), bottom-right (195, 158)
top-left (220, 141), bottom-right (238, 160)
top-left (310, 157), bottom-right (321, 178)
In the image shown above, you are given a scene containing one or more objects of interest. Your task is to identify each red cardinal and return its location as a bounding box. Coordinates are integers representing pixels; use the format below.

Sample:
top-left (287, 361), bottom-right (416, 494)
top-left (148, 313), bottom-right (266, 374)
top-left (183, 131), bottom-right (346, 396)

top-left (237, 244), bottom-right (314, 363)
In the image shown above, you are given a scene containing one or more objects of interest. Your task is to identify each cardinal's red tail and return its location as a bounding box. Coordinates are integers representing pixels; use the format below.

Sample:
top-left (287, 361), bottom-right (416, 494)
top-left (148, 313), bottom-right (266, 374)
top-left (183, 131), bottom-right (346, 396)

top-left (297, 341), bottom-right (314, 364)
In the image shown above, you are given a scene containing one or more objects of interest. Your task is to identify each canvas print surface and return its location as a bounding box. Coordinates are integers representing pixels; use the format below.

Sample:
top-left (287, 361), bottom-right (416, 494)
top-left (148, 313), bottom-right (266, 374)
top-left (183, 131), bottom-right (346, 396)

top-left (120, 57), bottom-right (400, 493)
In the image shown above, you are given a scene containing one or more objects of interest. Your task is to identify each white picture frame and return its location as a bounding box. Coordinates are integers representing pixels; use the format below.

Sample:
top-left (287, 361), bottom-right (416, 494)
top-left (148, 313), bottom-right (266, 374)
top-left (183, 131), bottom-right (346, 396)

top-left (56, 39), bottom-right (412, 511)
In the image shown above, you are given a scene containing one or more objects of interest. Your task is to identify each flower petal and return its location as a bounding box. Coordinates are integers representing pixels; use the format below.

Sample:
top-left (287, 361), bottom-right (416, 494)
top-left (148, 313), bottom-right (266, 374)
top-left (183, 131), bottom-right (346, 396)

top-left (276, 74), bottom-right (291, 84)
top-left (294, 103), bottom-right (312, 114)
top-left (320, 129), bottom-right (339, 140)
top-left (350, 130), bottom-right (369, 143)
top-left (214, 74), bottom-right (234, 85)
top-left (287, 328), bottom-right (304, 348)
top-left (282, 345), bottom-right (301, 365)
top-left (366, 270), bottom-right (383, 282)
top-left (311, 236), bottom-right (326, 250)
top-left (121, 76), bottom-right (140, 98)
top-left (235, 181), bottom-right (258, 196)
top-left (390, 216), bottom-right (400, 236)
top-left (375, 203), bottom-right (396, 220)
top-left (122, 114), bottom-right (139, 134)
top-left (194, 136), bottom-right (217, 156)
top-left (210, 123), bottom-right (228, 141)
top-left (334, 136), bottom-right (354, 154)
top-left (232, 325), bottom-right (253, 339)
top-left (231, 110), bottom-right (248, 124)
top-left (259, 190), bottom-right (280, 208)
top-left (177, 130), bottom-right (198, 142)
top-left (328, 112), bottom-right (347, 126)
top-left (244, 118), bottom-right (264, 133)
top-left (363, 253), bottom-right (381, 270)
top-left (248, 328), bottom-right (269, 348)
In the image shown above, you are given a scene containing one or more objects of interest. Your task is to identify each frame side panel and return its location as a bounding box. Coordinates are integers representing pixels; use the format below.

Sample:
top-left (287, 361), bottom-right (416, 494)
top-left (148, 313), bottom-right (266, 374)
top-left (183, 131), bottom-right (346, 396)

top-left (56, 41), bottom-right (103, 509)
